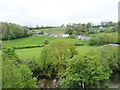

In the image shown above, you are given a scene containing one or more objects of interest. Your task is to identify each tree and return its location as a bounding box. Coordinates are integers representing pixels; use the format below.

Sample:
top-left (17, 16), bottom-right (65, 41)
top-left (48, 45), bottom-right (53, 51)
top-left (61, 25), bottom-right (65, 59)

top-left (18, 64), bottom-right (37, 88)
top-left (2, 48), bottom-right (37, 88)
top-left (60, 55), bottom-right (110, 88)
top-left (2, 60), bottom-right (23, 88)
top-left (66, 24), bottom-right (74, 35)
top-left (38, 39), bottom-right (77, 78)
top-left (88, 33), bottom-right (119, 45)
top-left (2, 47), bottom-right (18, 61)
top-left (44, 39), bottom-right (49, 44)
top-left (2, 60), bottom-right (37, 88)
top-left (1, 22), bottom-right (31, 40)
top-left (97, 45), bottom-right (119, 71)
top-left (86, 23), bottom-right (92, 28)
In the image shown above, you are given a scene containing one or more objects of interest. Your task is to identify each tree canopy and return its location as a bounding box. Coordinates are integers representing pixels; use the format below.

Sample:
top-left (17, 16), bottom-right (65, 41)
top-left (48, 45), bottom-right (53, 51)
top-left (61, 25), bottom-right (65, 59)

top-left (1, 22), bottom-right (31, 40)
top-left (38, 39), bottom-right (77, 78)
top-left (60, 55), bottom-right (110, 88)
top-left (2, 48), bottom-right (37, 88)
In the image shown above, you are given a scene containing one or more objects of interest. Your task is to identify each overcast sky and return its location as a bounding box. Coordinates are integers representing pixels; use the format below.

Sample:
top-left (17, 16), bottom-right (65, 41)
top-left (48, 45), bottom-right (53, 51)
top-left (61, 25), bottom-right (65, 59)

top-left (0, 0), bottom-right (119, 26)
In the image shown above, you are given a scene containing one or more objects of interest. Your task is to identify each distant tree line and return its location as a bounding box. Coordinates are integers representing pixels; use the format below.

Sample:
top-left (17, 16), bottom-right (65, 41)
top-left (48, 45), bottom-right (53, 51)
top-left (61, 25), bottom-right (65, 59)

top-left (65, 21), bottom-right (118, 35)
top-left (0, 22), bottom-right (31, 40)
top-left (88, 33), bottom-right (119, 45)
top-left (28, 25), bottom-right (56, 30)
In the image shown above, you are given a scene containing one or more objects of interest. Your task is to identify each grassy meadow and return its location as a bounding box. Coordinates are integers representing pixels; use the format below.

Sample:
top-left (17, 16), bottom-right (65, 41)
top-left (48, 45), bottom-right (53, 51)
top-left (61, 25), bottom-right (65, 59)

top-left (15, 47), bottom-right (43, 60)
top-left (33, 27), bottom-right (66, 34)
top-left (2, 36), bottom-right (56, 48)
top-left (3, 36), bottom-right (85, 48)
top-left (2, 35), bottom-right (99, 60)
top-left (15, 45), bottom-right (99, 60)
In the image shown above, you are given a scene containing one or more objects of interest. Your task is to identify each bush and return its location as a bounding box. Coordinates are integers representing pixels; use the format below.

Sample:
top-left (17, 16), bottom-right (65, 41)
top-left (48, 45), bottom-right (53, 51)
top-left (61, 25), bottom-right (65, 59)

top-left (44, 39), bottom-right (49, 44)
top-left (2, 45), bottom-right (45, 49)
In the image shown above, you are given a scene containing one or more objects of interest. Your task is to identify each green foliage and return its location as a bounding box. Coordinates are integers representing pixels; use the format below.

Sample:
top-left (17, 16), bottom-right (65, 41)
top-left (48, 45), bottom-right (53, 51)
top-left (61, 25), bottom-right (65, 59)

top-left (33, 27), bottom-right (66, 34)
top-left (60, 55), bottom-right (110, 88)
top-left (1, 22), bottom-right (31, 40)
top-left (69, 34), bottom-right (76, 38)
top-left (65, 24), bottom-right (74, 35)
top-left (2, 47), bottom-right (18, 61)
top-left (0, 50), bottom-right (1, 89)
top-left (2, 60), bottom-right (23, 88)
top-left (44, 39), bottom-right (49, 44)
top-left (2, 60), bottom-right (37, 88)
top-left (2, 48), bottom-right (37, 88)
top-left (97, 45), bottom-right (119, 70)
top-left (18, 64), bottom-right (37, 88)
top-left (24, 58), bottom-right (40, 73)
top-left (88, 33), bottom-right (119, 45)
top-left (66, 23), bottom-right (89, 35)
top-left (3, 36), bottom-right (85, 49)
top-left (15, 45), bottom-right (98, 60)
top-left (2, 36), bottom-right (55, 48)
top-left (38, 39), bottom-right (77, 78)
top-left (65, 21), bottom-right (117, 36)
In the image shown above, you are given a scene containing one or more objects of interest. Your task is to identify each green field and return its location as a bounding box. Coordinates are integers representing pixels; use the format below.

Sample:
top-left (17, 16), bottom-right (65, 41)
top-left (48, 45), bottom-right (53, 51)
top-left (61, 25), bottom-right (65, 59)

top-left (15, 45), bottom-right (99, 60)
top-left (76, 46), bottom-right (99, 55)
top-left (33, 27), bottom-right (66, 34)
top-left (3, 36), bottom-right (85, 48)
top-left (15, 47), bottom-right (43, 60)
top-left (3, 35), bottom-right (99, 60)
top-left (2, 36), bottom-right (57, 48)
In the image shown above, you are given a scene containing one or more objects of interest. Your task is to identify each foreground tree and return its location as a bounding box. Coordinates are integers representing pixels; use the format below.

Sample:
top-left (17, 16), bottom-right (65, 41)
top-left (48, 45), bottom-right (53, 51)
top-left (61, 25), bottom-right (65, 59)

top-left (38, 39), bottom-right (77, 78)
top-left (2, 60), bottom-right (23, 88)
top-left (2, 48), bottom-right (37, 88)
top-left (60, 55), bottom-right (110, 88)
top-left (2, 47), bottom-right (18, 61)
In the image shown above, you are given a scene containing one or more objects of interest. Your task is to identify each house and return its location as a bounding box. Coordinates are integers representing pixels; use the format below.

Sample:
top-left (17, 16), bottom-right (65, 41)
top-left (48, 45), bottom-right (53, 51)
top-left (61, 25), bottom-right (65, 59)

top-left (77, 35), bottom-right (91, 41)
top-left (78, 35), bottom-right (82, 39)
top-left (109, 44), bottom-right (120, 47)
top-left (49, 34), bottom-right (55, 37)
top-left (44, 33), bottom-right (50, 36)
top-left (99, 26), bottom-right (104, 29)
top-left (61, 34), bottom-right (69, 38)
top-left (54, 35), bottom-right (58, 37)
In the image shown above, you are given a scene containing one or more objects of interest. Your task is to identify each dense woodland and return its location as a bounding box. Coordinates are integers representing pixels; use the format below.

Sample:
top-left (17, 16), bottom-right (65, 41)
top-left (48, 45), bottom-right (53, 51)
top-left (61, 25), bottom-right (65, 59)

top-left (0, 22), bottom-right (31, 40)
top-left (1, 21), bottom-right (120, 88)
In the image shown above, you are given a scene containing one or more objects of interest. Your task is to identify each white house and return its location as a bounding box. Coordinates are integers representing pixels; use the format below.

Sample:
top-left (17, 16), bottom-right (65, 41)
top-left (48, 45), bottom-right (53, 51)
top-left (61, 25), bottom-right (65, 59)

top-left (109, 44), bottom-right (120, 47)
top-left (77, 35), bottom-right (91, 41)
top-left (44, 33), bottom-right (50, 36)
top-left (61, 34), bottom-right (69, 38)
top-left (54, 35), bottom-right (58, 37)
top-left (78, 35), bottom-right (82, 39)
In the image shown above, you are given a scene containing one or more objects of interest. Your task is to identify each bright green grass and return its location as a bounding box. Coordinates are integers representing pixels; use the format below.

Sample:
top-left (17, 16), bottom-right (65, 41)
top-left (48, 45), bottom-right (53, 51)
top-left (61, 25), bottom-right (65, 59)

top-left (15, 47), bottom-right (43, 60)
top-left (2, 36), bottom-right (57, 48)
top-left (76, 45), bottom-right (99, 55)
top-left (33, 27), bottom-right (66, 34)
top-left (3, 36), bottom-right (85, 48)
top-left (16, 45), bottom-right (99, 60)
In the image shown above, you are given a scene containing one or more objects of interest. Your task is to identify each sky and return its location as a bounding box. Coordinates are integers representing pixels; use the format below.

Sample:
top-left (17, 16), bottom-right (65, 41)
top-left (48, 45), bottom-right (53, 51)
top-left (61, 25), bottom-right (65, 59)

top-left (0, 0), bottom-right (119, 26)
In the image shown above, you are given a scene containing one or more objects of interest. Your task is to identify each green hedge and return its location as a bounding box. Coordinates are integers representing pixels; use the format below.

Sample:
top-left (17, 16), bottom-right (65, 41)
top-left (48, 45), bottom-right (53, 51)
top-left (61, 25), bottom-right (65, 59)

top-left (2, 44), bottom-right (45, 49)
